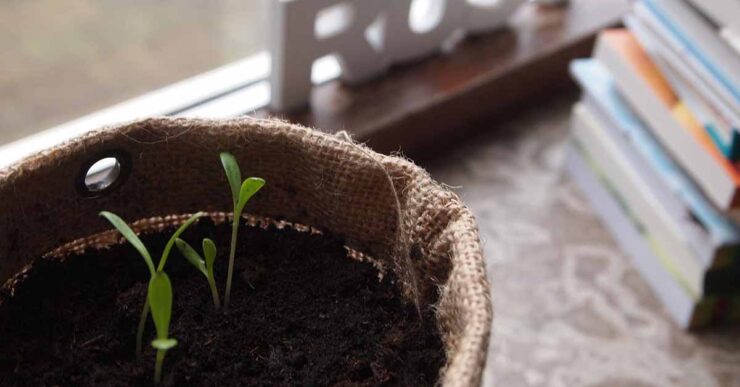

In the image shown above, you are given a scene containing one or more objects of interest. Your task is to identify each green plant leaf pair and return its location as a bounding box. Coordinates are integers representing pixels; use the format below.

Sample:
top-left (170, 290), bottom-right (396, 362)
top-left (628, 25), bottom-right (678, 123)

top-left (96, 151), bottom-right (266, 382)
top-left (158, 213), bottom-right (208, 272)
top-left (99, 211), bottom-right (206, 276)
top-left (175, 238), bottom-right (221, 310)
top-left (220, 152), bottom-right (265, 309)
top-left (100, 210), bottom-right (206, 384)
top-left (220, 152), bottom-right (266, 216)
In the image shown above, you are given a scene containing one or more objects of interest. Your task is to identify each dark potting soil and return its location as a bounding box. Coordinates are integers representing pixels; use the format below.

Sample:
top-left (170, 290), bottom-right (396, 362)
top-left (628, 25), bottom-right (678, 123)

top-left (0, 219), bottom-right (444, 386)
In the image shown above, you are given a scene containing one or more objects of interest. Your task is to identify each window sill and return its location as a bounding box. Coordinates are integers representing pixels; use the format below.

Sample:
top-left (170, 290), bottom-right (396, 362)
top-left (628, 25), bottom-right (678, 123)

top-left (0, 0), bottom-right (625, 169)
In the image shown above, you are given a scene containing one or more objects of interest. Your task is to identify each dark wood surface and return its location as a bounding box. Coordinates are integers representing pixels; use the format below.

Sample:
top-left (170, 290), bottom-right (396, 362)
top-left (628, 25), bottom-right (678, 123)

top-left (264, 0), bottom-right (627, 160)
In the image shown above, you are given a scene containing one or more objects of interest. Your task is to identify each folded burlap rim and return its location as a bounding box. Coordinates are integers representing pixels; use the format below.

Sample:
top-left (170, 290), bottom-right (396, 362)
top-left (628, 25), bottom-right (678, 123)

top-left (0, 117), bottom-right (492, 386)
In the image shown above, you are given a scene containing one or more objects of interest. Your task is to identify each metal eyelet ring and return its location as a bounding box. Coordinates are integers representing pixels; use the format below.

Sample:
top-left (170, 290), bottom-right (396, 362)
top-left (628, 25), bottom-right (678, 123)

top-left (75, 150), bottom-right (132, 198)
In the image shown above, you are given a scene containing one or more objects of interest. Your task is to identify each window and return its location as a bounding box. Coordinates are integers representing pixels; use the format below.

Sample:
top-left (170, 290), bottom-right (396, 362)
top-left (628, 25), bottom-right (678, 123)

top-left (1, 0), bottom-right (268, 146)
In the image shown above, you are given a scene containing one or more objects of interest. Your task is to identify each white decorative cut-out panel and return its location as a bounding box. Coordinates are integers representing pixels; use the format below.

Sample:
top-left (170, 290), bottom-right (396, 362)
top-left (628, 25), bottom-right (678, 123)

top-left (269, 0), bottom-right (525, 111)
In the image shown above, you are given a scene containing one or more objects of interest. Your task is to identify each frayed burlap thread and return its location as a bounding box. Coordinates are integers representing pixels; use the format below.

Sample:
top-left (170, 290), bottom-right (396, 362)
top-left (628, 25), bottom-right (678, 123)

top-left (0, 117), bottom-right (492, 386)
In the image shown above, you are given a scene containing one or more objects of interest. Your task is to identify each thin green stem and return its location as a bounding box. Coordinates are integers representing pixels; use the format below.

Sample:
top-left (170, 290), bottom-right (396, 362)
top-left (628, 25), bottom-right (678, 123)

top-left (154, 350), bottom-right (165, 384)
top-left (224, 218), bottom-right (239, 310)
top-left (136, 298), bottom-right (150, 359)
top-left (207, 275), bottom-right (221, 311)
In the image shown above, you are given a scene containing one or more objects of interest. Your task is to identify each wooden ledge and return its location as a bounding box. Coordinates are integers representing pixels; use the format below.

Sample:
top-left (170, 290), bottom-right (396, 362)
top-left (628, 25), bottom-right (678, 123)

top-left (266, 0), bottom-right (627, 159)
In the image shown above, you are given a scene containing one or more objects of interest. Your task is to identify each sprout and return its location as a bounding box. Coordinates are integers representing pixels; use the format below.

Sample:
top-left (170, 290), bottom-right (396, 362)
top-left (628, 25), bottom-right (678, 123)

top-left (175, 238), bottom-right (220, 310)
top-left (100, 211), bottom-right (205, 383)
top-left (148, 272), bottom-right (177, 384)
top-left (220, 152), bottom-right (265, 309)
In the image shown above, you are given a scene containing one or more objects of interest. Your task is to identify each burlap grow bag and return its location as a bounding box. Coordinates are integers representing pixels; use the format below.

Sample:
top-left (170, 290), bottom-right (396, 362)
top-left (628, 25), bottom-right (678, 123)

top-left (0, 117), bottom-right (492, 386)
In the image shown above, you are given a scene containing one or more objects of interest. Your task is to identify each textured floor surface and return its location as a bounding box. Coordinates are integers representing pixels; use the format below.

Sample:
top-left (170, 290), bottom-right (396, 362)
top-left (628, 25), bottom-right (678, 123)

top-left (427, 93), bottom-right (740, 387)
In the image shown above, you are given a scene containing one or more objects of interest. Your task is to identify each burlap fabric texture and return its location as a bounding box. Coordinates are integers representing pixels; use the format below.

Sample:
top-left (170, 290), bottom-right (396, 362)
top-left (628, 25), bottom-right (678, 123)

top-left (0, 117), bottom-right (492, 386)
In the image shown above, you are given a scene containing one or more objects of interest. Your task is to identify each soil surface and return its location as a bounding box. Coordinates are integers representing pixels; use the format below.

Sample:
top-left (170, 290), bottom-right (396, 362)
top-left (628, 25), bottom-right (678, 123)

top-left (0, 219), bottom-right (444, 386)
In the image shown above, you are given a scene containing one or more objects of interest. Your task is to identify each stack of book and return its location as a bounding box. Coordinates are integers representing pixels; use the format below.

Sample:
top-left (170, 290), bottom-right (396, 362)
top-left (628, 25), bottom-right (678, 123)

top-left (566, 0), bottom-right (740, 329)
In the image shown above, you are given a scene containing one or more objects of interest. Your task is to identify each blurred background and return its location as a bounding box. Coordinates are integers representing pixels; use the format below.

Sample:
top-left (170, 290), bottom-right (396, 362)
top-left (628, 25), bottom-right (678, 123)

top-left (1, 0), bottom-right (267, 145)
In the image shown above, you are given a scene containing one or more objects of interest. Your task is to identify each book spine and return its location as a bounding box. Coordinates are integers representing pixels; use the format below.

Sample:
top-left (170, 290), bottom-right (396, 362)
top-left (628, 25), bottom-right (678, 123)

top-left (565, 142), bottom-right (695, 328)
top-left (594, 31), bottom-right (737, 210)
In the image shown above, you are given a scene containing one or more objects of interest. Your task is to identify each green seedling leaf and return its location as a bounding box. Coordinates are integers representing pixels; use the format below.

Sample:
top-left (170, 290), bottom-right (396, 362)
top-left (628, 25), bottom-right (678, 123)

top-left (158, 212), bottom-right (207, 272)
top-left (176, 237), bottom-right (220, 310)
top-left (203, 238), bottom-right (217, 270)
top-left (148, 273), bottom-right (174, 341)
top-left (100, 211), bottom-right (155, 276)
top-left (219, 150), bottom-right (267, 310)
top-left (202, 238), bottom-right (221, 310)
top-left (152, 338), bottom-right (178, 350)
top-left (235, 177), bottom-right (265, 215)
top-left (220, 152), bottom-right (242, 207)
top-left (175, 238), bottom-right (207, 276)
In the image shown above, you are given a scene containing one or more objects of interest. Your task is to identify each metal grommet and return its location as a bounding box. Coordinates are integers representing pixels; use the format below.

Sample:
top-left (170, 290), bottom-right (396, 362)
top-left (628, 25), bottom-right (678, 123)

top-left (75, 150), bottom-right (132, 198)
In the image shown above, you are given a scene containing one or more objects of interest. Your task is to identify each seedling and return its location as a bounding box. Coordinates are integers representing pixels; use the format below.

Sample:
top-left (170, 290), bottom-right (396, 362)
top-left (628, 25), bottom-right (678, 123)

top-left (175, 238), bottom-right (220, 310)
top-left (100, 211), bottom-right (205, 383)
top-left (220, 152), bottom-right (265, 309)
top-left (149, 272), bottom-right (177, 384)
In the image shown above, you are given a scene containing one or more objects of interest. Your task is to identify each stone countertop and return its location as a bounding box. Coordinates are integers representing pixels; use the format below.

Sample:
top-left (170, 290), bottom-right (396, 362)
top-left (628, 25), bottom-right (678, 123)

top-left (427, 93), bottom-right (740, 387)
